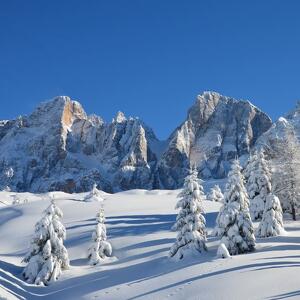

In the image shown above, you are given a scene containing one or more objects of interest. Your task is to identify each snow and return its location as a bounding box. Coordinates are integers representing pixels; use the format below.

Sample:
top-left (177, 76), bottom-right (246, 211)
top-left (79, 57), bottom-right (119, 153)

top-left (216, 243), bottom-right (231, 259)
top-left (0, 188), bottom-right (300, 299)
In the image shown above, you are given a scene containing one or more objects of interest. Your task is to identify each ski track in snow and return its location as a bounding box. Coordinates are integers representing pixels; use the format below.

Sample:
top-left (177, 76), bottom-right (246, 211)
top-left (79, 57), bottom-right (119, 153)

top-left (1, 190), bottom-right (300, 299)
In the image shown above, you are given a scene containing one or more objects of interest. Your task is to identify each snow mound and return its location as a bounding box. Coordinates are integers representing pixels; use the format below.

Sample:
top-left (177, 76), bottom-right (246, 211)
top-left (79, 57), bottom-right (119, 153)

top-left (217, 243), bottom-right (231, 259)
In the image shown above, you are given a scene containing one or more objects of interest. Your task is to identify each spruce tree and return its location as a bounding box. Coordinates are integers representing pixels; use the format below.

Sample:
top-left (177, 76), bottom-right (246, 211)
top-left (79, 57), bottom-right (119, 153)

top-left (207, 185), bottom-right (224, 202)
top-left (244, 151), bottom-right (259, 185)
top-left (256, 194), bottom-right (284, 237)
top-left (88, 207), bottom-right (112, 265)
top-left (84, 183), bottom-right (104, 202)
top-left (169, 169), bottom-right (207, 260)
top-left (219, 160), bottom-right (255, 255)
top-left (246, 150), bottom-right (272, 220)
top-left (213, 202), bottom-right (227, 237)
top-left (23, 199), bottom-right (69, 285)
top-left (271, 130), bottom-right (300, 220)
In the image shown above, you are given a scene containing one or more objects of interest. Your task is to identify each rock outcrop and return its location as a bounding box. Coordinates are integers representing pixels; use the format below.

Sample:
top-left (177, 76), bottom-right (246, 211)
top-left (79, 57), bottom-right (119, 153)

top-left (156, 92), bottom-right (272, 188)
top-left (0, 92), bottom-right (273, 192)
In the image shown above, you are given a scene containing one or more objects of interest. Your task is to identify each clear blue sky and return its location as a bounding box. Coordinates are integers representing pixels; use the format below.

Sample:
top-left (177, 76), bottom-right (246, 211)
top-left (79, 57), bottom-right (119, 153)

top-left (1, 0), bottom-right (300, 139)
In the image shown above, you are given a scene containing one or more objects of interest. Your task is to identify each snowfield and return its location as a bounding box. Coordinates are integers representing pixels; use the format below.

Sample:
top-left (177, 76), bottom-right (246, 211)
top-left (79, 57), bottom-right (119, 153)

top-left (0, 189), bottom-right (300, 300)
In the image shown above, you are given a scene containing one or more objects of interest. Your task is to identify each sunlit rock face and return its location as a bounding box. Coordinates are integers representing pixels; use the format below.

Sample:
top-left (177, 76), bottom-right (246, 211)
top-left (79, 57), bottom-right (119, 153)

top-left (0, 92), bottom-right (272, 192)
top-left (156, 92), bottom-right (272, 189)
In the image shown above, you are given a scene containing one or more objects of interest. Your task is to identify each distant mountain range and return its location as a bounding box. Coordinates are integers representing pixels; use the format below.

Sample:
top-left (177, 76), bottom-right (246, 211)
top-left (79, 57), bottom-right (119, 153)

top-left (1, 91), bottom-right (295, 193)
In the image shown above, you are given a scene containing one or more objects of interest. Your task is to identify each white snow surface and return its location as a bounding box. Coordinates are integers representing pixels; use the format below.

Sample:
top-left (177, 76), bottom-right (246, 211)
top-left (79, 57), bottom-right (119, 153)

top-left (0, 189), bottom-right (300, 299)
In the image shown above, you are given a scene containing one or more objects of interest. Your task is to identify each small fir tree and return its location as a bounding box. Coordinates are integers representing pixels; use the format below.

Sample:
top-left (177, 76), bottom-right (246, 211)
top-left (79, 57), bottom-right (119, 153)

top-left (246, 150), bottom-right (272, 220)
top-left (213, 203), bottom-right (227, 237)
top-left (22, 199), bottom-right (69, 285)
top-left (219, 160), bottom-right (256, 255)
top-left (207, 185), bottom-right (224, 202)
top-left (84, 183), bottom-right (104, 202)
top-left (169, 169), bottom-right (207, 260)
top-left (88, 207), bottom-right (112, 265)
top-left (256, 194), bottom-right (284, 237)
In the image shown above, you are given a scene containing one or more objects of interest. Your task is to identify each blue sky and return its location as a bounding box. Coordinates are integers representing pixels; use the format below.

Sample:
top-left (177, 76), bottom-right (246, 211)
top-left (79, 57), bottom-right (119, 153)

top-left (1, 0), bottom-right (300, 139)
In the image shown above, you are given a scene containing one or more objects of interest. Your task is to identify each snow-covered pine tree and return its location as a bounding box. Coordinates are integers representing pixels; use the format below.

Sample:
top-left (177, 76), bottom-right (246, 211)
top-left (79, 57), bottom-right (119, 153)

top-left (22, 199), bottom-right (69, 285)
top-left (219, 160), bottom-right (256, 255)
top-left (207, 185), bottom-right (224, 202)
top-left (244, 151), bottom-right (259, 185)
top-left (169, 169), bottom-right (207, 260)
top-left (256, 193), bottom-right (284, 237)
top-left (270, 130), bottom-right (300, 220)
top-left (213, 202), bottom-right (227, 237)
top-left (84, 183), bottom-right (104, 202)
top-left (245, 150), bottom-right (272, 220)
top-left (88, 207), bottom-right (112, 265)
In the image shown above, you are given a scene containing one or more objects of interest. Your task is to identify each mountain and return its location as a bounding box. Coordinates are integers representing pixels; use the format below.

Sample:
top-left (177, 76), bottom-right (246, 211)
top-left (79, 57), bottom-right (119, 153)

top-left (256, 102), bottom-right (300, 152)
top-left (0, 92), bottom-right (272, 193)
top-left (0, 96), bottom-right (161, 193)
top-left (156, 92), bottom-right (272, 189)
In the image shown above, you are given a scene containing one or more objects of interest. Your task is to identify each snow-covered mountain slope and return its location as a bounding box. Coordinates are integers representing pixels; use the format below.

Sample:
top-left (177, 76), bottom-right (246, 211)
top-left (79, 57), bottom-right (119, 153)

top-left (256, 103), bottom-right (300, 151)
top-left (1, 189), bottom-right (300, 300)
top-left (157, 92), bottom-right (272, 189)
top-left (0, 92), bottom-right (272, 193)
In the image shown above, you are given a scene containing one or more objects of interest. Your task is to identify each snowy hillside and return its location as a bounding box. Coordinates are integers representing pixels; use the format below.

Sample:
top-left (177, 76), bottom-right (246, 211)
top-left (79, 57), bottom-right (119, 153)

top-left (1, 188), bottom-right (300, 300)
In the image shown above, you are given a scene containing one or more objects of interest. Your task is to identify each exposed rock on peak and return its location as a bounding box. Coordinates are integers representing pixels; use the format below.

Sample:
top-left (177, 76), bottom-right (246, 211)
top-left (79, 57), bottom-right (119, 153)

top-left (156, 92), bottom-right (272, 189)
top-left (114, 111), bottom-right (127, 123)
top-left (256, 102), bottom-right (300, 152)
top-left (0, 92), bottom-right (273, 193)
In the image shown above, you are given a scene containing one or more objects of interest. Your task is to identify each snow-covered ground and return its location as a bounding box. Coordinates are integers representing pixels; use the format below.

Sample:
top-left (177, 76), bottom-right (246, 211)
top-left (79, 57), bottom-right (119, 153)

top-left (1, 189), bottom-right (300, 300)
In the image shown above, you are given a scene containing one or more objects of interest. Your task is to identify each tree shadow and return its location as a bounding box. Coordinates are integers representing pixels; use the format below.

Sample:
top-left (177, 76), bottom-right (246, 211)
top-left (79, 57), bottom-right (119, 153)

top-left (105, 214), bottom-right (176, 238)
top-left (268, 290), bottom-right (300, 300)
top-left (71, 258), bottom-right (88, 267)
top-left (128, 260), bottom-right (300, 299)
top-left (257, 235), bottom-right (300, 245)
top-left (0, 206), bottom-right (22, 226)
top-left (121, 238), bottom-right (175, 251)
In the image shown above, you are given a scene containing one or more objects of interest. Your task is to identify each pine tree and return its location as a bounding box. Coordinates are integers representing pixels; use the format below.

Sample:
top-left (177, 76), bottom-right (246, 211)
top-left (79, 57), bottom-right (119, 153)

top-left (169, 169), bottom-right (207, 260)
top-left (244, 151), bottom-right (259, 185)
top-left (256, 194), bottom-right (284, 237)
top-left (219, 160), bottom-right (255, 255)
top-left (84, 183), bottom-right (104, 202)
top-left (23, 199), bottom-right (69, 285)
top-left (270, 130), bottom-right (300, 220)
top-left (245, 150), bottom-right (272, 220)
top-left (207, 185), bottom-right (224, 202)
top-left (88, 207), bottom-right (112, 265)
top-left (213, 203), bottom-right (227, 237)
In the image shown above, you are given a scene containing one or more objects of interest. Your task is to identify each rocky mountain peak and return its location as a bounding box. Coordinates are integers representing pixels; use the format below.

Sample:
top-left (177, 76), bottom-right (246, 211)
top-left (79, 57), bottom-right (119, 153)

top-left (28, 96), bottom-right (86, 128)
top-left (157, 92), bottom-right (273, 188)
top-left (114, 111), bottom-right (127, 123)
top-left (0, 92), bottom-right (274, 193)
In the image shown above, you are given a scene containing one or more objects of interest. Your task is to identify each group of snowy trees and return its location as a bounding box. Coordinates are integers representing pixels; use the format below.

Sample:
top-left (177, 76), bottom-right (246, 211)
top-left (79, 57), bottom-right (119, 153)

top-left (244, 150), bottom-right (284, 237)
top-left (266, 130), bottom-right (300, 220)
top-left (23, 187), bottom-right (112, 286)
top-left (22, 139), bottom-right (297, 282)
top-left (170, 149), bottom-right (286, 259)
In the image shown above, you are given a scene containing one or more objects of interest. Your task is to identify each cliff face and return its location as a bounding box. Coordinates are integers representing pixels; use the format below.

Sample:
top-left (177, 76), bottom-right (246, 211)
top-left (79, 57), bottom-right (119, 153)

top-left (156, 92), bottom-right (272, 188)
top-left (256, 103), bottom-right (300, 154)
top-left (0, 96), bottom-right (160, 192)
top-left (0, 92), bottom-right (272, 192)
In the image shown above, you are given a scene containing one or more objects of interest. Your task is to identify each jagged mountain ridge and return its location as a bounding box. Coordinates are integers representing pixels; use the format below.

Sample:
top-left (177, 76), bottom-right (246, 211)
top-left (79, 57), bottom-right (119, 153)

top-left (156, 92), bottom-right (272, 188)
top-left (256, 102), bottom-right (300, 152)
top-left (0, 92), bottom-right (272, 192)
